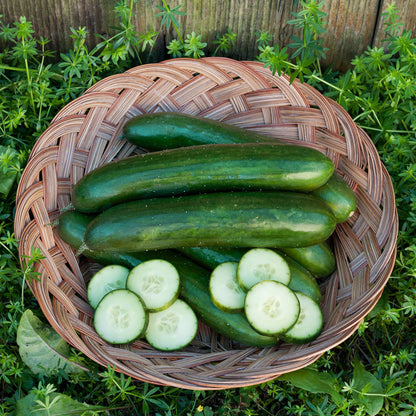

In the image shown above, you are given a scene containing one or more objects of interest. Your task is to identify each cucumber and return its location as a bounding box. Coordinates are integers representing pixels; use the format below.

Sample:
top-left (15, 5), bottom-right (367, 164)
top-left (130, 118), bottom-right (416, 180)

top-left (87, 264), bottom-right (130, 309)
top-left (123, 111), bottom-right (356, 223)
top-left (312, 172), bottom-right (357, 223)
top-left (280, 241), bottom-right (336, 278)
top-left (55, 210), bottom-right (278, 347)
top-left (209, 262), bottom-right (246, 313)
top-left (178, 246), bottom-right (322, 303)
top-left (244, 280), bottom-right (300, 336)
top-left (281, 292), bottom-right (323, 344)
top-left (56, 210), bottom-right (171, 268)
top-left (123, 111), bottom-right (275, 150)
top-left (126, 259), bottom-right (180, 312)
top-left (145, 299), bottom-right (198, 351)
top-left (237, 248), bottom-right (291, 291)
top-left (167, 253), bottom-right (279, 347)
top-left (84, 191), bottom-right (337, 252)
top-left (94, 289), bottom-right (147, 345)
top-left (71, 142), bottom-right (334, 213)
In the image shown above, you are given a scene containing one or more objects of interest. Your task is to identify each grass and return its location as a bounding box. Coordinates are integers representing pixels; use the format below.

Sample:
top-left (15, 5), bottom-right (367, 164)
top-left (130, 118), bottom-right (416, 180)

top-left (1, 1), bottom-right (416, 415)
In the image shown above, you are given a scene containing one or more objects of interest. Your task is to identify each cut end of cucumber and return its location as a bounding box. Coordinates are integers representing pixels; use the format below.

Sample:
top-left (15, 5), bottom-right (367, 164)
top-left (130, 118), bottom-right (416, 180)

top-left (209, 262), bottom-right (246, 313)
top-left (244, 280), bottom-right (300, 336)
top-left (94, 289), bottom-right (147, 345)
top-left (282, 292), bottom-right (323, 344)
top-left (237, 248), bottom-right (291, 291)
top-left (87, 265), bottom-right (130, 309)
top-left (145, 299), bottom-right (198, 351)
top-left (126, 259), bottom-right (180, 312)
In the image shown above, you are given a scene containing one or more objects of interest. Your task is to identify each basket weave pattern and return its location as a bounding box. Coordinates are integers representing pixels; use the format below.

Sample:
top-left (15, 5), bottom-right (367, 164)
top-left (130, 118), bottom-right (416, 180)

top-left (15, 58), bottom-right (398, 390)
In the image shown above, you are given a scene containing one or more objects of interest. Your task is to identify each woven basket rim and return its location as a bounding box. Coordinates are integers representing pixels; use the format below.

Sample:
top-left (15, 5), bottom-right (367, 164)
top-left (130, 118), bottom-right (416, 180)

top-left (14, 57), bottom-right (398, 390)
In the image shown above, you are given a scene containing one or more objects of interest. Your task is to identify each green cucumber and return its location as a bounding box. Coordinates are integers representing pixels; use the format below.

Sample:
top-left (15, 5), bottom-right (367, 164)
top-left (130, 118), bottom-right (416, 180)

top-left (55, 210), bottom-right (278, 347)
top-left (84, 191), bottom-right (336, 252)
top-left (312, 172), bottom-right (357, 223)
top-left (178, 246), bottom-right (322, 304)
top-left (123, 111), bottom-right (356, 223)
top-left (123, 111), bottom-right (275, 150)
top-left (55, 210), bottom-right (165, 268)
top-left (71, 142), bottom-right (334, 213)
top-left (280, 241), bottom-right (336, 278)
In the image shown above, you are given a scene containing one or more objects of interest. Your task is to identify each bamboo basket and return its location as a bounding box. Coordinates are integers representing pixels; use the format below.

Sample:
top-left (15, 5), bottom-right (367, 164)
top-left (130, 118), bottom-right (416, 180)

top-left (14, 58), bottom-right (398, 390)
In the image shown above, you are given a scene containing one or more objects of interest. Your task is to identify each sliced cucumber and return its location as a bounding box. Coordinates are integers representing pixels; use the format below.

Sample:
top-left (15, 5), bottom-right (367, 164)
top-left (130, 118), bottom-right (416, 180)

top-left (282, 292), bottom-right (323, 344)
top-left (94, 289), bottom-right (147, 344)
top-left (87, 265), bottom-right (130, 309)
top-left (126, 259), bottom-right (180, 312)
top-left (145, 299), bottom-right (198, 351)
top-left (209, 262), bottom-right (246, 313)
top-left (237, 248), bottom-right (291, 291)
top-left (244, 280), bottom-right (300, 336)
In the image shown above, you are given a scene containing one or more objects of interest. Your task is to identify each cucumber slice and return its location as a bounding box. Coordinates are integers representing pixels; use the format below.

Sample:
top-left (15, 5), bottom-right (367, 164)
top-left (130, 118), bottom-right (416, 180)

top-left (282, 292), bottom-right (323, 344)
top-left (237, 248), bottom-right (291, 291)
top-left (209, 262), bottom-right (246, 313)
top-left (126, 259), bottom-right (180, 312)
top-left (87, 265), bottom-right (130, 309)
top-left (145, 299), bottom-right (198, 351)
top-left (94, 289), bottom-right (147, 344)
top-left (244, 280), bottom-right (300, 336)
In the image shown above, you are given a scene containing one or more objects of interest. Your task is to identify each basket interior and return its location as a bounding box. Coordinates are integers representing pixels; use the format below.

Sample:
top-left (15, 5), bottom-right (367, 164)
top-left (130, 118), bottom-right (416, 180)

top-left (14, 57), bottom-right (398, 390)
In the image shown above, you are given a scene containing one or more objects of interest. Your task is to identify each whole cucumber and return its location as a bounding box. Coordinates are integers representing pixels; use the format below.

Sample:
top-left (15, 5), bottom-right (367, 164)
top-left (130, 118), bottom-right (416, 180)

top-left (84, 191), bottom-right (337, 252)
top-left (71, 142), bottom-right (334, 213)
top-left (123, 111), bottom-right (274, 150)
top-left (55, 210), bottom-right (166, 268)
top-left (123, 111), bottom-right (356, 223)
top-left (312, 171), bottom-right (357, 223)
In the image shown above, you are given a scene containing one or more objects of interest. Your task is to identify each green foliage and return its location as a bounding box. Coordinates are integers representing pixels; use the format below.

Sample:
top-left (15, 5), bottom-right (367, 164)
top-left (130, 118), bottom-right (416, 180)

top-left (1, 0), bottom-right (416, 415)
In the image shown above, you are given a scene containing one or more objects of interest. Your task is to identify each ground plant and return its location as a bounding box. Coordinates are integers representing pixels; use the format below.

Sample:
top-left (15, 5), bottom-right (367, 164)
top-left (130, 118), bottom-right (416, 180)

top-left (1, 0), bottom-right (416, 414)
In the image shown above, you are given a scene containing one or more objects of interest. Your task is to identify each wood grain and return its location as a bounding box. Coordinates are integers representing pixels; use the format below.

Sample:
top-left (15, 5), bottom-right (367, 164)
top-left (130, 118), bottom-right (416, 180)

top-left (0, 0), bottom-right (413, 69)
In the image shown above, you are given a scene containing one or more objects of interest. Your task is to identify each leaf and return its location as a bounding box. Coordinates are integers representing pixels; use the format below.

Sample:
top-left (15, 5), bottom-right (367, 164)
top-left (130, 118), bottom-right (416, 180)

top-left (278, 367), bottom-right (342, 403)
top-left (352, 359), bottom-right (384, 416)
top-left (16, 309), bottom-right (85, 376)
top-left (15, 392), bottom-right (103, 416)
top-left (0, 145), bottom-right (18, 196)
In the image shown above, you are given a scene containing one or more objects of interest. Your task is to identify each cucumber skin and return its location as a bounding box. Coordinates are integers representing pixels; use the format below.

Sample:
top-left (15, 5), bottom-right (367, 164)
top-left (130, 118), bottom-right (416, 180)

top-left (84, 191), bottom-right (337, 252)
top-left (312, 172), bottom-right (357, 223)
top-left (71, 142), bottom-right (334, 213)
top-left (123, 112), bottom-right (356, 223)
top-left (56, 210), bottom-right (278, 347)
top-left (179, 247), bottom-right (322, 304)
top-left (280, 242), bottom-right (336, 278)
top-left (56, 210), bottom-right (166, 268)
top-left (123, 112), bottom-right (273, 150)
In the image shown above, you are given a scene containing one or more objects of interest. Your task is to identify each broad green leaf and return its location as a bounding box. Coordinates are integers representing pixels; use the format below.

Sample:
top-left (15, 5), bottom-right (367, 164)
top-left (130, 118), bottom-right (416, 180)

top-left (278, 367), bottom-right (342, 403)
top-left (15, 392), bottom-right (104, 416)
top-left (352, 359), bottom-right (384, 416)
top-left (16, 309), bottom-right (85, 376)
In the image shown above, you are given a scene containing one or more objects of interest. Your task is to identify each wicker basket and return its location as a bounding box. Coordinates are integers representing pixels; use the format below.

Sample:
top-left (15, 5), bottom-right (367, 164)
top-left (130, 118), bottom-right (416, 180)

top-left (14, 57), bottom-right (398, 390)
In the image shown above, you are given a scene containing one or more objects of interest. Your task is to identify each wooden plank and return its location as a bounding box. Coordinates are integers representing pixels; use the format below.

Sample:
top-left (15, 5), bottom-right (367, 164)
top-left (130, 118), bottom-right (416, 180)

top-left (373, 0), bottom-right (416, 46)
top-left (319, 0), bottom-right (381, 71)
top-left (0, 0), bottom-right (415, 70)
